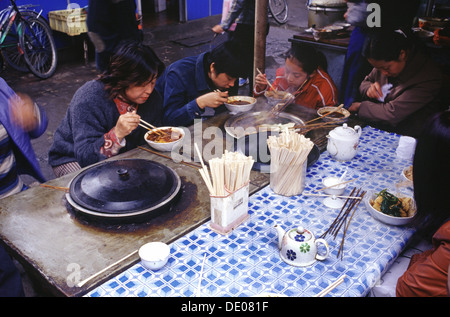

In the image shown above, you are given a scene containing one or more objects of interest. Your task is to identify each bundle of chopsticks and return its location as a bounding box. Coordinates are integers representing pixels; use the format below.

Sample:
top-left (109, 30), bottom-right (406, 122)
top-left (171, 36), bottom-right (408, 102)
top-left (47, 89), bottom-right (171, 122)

top-left (267, 130), bottom-right (314, 196)
top-left (320, 187), bottom-right (366, 260)
top-left (195, 144), bottom-right (254, 197)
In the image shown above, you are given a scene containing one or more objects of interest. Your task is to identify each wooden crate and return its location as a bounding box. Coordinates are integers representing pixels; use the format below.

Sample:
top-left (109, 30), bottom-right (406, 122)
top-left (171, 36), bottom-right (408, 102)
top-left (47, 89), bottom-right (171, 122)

top-left (48, 8), bottom-right (87, 36)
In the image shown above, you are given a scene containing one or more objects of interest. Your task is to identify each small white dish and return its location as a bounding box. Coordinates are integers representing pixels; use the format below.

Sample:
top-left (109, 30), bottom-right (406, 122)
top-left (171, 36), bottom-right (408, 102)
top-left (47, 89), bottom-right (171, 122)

top-left (139, 242), bottom-right (170, 271)
top-left (317, 106), bottom-right (350, 123)
top-left (323, 195), bottom-right (345, 209)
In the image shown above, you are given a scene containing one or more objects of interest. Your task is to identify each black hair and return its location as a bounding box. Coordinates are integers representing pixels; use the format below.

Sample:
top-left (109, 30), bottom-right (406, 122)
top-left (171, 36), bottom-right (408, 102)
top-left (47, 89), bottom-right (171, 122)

top-left (99, 40), bottom-right (165, 99)
top-left (412, 110), bottom-right (450, 234)
top-left (206, 40), bottom-right (248, 79)
top-left (285, 45), bottom-right (323, 74)
top-left (362, 28), bottom-right (414, 62)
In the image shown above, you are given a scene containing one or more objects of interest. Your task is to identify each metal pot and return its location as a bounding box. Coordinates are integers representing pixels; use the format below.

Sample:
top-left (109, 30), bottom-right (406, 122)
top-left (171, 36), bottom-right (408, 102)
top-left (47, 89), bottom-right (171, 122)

top-left (307, 2), bottom-right (347, 28)
top-left (66, 159), bottom-right (181, 224)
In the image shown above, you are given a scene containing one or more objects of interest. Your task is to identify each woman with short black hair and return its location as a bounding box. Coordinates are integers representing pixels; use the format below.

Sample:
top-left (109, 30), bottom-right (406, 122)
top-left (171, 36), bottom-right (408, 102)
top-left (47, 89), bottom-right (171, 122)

top-left (49, 41), bottom-right (165, 177)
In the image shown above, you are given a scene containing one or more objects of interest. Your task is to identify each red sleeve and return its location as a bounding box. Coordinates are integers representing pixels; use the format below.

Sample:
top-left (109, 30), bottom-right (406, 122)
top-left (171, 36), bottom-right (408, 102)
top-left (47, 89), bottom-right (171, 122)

top-left (396, 222), bottom-right (450, 297)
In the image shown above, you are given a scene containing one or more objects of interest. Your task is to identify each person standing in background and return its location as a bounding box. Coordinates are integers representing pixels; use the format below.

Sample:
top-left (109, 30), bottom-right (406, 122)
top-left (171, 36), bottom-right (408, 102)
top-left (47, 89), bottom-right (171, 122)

top-left (87, 0), bottom-right (142, 72)
top-left (212, 0), bottom-right (266, 96)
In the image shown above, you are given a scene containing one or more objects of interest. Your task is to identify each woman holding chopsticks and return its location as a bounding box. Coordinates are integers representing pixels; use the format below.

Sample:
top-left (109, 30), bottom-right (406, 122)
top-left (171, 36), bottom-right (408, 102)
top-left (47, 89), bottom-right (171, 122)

top-left (254, 45), bottom-right (338, 110)
top-left (48, 41), bottom-right (165, 177)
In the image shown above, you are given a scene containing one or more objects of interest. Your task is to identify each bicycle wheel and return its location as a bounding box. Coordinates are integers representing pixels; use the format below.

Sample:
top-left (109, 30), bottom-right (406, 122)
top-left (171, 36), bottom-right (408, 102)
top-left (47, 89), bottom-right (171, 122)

top-left (19, 16), bottom-right (57, 79)
top-left (1, 11), bottom-right (39, 72)
top-left (269, 0), bottom-right (289, 24)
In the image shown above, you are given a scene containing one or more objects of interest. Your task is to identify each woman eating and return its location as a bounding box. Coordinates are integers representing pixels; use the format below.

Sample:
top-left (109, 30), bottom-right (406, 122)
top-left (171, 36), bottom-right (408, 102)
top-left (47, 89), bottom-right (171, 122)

top-left (49, 41), bottom-right (165, 177)
top-left (253, 45), bottom-right (338, 110)
top-left (348, 29), bottom-right (444, 137)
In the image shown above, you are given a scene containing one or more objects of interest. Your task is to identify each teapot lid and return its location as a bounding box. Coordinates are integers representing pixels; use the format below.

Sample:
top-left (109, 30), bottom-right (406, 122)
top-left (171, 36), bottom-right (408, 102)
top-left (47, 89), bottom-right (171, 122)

top-left (288, 226), bottom-right (312, 242)
top-left (329, 123), bottom-right (357, 139)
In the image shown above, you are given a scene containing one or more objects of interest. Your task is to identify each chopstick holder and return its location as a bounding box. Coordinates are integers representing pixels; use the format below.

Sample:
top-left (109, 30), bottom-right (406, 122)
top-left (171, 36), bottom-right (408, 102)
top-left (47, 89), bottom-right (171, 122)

top-left (209, 182), bottom-right (250, 235)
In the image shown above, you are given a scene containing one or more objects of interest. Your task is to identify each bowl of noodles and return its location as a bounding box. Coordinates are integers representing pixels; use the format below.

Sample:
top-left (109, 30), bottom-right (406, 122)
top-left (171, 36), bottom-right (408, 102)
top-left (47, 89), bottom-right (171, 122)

top-left (365, 189), bottom-right (416, 226)
top-left (264, 90), bottom-right (293, 107)
top-left (224, 96), bottom-right (256, 114)
top-left (145, 127), bottom-right (185, 152)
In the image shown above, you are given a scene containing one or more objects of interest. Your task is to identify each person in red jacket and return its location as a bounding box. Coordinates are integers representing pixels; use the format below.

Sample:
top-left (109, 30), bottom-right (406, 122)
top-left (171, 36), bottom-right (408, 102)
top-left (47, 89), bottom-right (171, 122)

top-left (396, 110), bottom-right (450, 297)
top-left (254, 45), bottom-right (338, 110)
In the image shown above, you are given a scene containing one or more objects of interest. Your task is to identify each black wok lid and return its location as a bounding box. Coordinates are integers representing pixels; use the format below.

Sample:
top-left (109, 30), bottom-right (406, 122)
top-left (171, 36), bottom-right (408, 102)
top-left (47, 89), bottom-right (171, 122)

top-left (68, 159), bottom-right (181, 214)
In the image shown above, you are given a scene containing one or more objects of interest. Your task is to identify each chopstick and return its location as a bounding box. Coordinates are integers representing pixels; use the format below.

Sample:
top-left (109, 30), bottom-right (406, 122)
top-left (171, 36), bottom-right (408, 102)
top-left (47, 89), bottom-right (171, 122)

top-left (195, 253), bottom-right (207, 297)
top-left (39, 184), bottom-right (69, 192)
top-left (314, 275), bottom-right (347, 297)
top-left (303, 193), bottom-right (362, 199)
top-left (314, 178), bottom-right (358, 192)
top-left (137, 146), bottom-right (202, 169)
top-left (139, 119), bottom-right (163, 135)
top-left (77, 250), bottom-right (138, 287)
top-left (194, 143), bottom-right (214, 195)
top-left (256, 68), bottom-right (277, 92)
top-left (304, 104), bottom-right (344, 125)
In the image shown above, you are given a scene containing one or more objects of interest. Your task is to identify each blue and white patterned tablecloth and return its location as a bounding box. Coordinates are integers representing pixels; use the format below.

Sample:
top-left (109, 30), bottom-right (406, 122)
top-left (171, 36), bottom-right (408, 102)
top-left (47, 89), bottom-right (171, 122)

top-left (86, 126), bottom-right (416, 297)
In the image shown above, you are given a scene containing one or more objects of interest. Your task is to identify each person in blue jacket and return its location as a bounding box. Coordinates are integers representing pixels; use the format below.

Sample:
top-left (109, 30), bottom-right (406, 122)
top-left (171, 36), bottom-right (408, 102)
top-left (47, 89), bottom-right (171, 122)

top-left (156, 40), bottom-right (248, 127)
top-left (0, 77), bottom-right (48, 297)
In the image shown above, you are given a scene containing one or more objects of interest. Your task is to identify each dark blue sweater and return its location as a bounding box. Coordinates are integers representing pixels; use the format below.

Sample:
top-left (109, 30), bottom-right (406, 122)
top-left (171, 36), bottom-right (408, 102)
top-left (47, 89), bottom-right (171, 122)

top-left (48, 80), bottom-right (163, 168)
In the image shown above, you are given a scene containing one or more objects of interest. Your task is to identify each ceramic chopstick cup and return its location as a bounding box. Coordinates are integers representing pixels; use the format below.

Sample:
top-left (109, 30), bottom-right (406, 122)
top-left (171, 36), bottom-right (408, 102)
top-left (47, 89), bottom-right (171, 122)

top-left (396, 136), bottom-right (416, 161)
top-left (322, 176), bottom-right (346, 196)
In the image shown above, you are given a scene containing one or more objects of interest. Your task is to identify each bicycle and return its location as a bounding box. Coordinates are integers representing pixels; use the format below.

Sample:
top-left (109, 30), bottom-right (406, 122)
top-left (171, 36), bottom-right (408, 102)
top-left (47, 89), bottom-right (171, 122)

top-left (269, 0), bottom-right (289, 24)
top-left (0, 0), bottom-right (57, 79)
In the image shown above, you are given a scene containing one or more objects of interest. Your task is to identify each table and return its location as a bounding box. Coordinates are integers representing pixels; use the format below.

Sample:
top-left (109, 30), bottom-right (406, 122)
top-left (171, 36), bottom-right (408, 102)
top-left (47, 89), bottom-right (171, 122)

top-left (0, 99), bottom-right (329, 296)
top-left (86, 126), bottom-right (416, 297)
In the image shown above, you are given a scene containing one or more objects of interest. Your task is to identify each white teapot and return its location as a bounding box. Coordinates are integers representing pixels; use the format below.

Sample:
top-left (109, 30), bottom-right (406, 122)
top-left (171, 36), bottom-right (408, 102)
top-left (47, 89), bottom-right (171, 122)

top-left (274, 224), bottom-right (329, 267)
top-left (327, 123), bottom-right (362, 161)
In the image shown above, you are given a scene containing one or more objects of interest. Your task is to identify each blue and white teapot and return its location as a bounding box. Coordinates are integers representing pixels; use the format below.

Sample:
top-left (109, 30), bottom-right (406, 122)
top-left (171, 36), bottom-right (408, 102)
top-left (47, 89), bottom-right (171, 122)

top-left (274, 224), bottom-right (329, 267)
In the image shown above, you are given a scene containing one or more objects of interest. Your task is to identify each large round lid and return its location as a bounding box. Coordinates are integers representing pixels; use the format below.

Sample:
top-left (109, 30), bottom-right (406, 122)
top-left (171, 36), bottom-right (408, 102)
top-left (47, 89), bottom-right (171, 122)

top-left (68, 159), bottom-right (181, 215)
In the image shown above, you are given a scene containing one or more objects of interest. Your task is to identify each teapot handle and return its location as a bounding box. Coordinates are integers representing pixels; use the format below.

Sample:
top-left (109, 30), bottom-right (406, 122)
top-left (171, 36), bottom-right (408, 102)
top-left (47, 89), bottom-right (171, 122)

top-left (354, 125), bottom-right (362, 137)
top-left (315, 239), bottom-right (329, 261)
top-left (327, 137), bottom-right (338, 156)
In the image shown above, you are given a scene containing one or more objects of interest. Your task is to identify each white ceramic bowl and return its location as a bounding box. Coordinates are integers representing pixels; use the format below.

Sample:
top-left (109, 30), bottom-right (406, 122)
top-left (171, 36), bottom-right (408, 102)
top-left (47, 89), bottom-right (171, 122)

top-left (264, 90), bottom-right (293, 107)
top-left (139, 242), bottom-right (170, 271)
top-left (322, 176), bottom-right (346, 196)
top-left (224, 96), bottom-right (256, 113)
top-left (144, 127), bottom-right (184, 152)
top-left (401, 165), bottom-right (413, 185)
top-left (365, 191), bottom-right (416, 226)
top-left (317, 107), bottom-right (350, 122)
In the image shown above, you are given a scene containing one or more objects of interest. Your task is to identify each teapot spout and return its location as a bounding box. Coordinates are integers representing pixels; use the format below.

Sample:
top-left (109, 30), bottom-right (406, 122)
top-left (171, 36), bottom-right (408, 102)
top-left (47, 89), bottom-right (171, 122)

top-left (274, 225), bottom-right (285, 249)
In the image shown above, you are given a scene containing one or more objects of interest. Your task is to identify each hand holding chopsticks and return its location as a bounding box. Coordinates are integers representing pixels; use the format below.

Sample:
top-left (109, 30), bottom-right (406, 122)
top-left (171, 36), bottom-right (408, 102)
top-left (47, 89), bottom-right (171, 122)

top-left (256, 68), bottom-right (277, 92)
